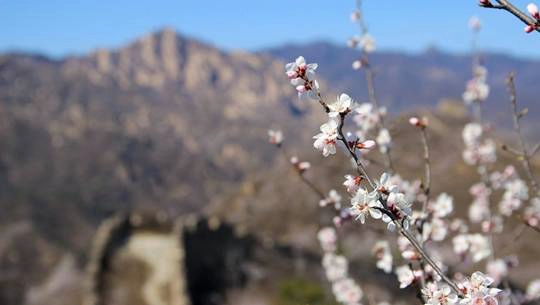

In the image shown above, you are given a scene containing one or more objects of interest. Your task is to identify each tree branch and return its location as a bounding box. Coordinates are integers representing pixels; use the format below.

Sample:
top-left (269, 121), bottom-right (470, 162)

top-left (506, 73), bottom-right (540, 196)
top-left (481, 0), bottom-right (540, 33)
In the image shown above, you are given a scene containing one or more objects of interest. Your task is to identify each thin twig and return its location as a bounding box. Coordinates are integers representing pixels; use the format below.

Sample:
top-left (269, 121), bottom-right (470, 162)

top-left (506, 73), bottom-right (540, 195)
top-left (531, 142), bottom-right (540, 156)
top-left (353, 0), bottom-right (395, 174)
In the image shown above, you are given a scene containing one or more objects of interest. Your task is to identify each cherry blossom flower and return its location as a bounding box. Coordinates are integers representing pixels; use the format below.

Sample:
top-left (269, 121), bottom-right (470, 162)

top-left (352, 60), bottom-right (363, 70)
top-left (350, 188), bottom-right (383, 223)
top-left (463, 140), bottom-right (497, 166)
top-left (376, 128), bottom-right (392, 154)
top-left (422, 282), bottom-right (459, 305)
top-left (463, 65), bottom-right (490, 105)
top-left (360, 34), bottom-right (376, 53)
top-left (286, 56), bottom-right (320, 101)
top-left (328, 93), bottom-right (355, 118)
top-left (286, 56), bottom-right (317, 81)
top-left (290, 156), bottom-right (311, 173)
top-left (450, 218), bottom-right (469, 234)
top-left (481, 216), bottom-right (503, 234)
top-left (453, 234), bottom-right (491, 263)
top-left (486, 259), bottom-right (508, 284)
top-left (314, 119), bottom-right (339, 157)
top-left (431, 193), bottom-right (454, 218)
top-left (470, 182), bottom-right (491, 199)
top-left (323, 253), bottom-right (349, 281)
top-left (409, 116), bottom-right (428, 128)
top-left (350, 10), bottom-right (361, 22)
top-left (526, 279), bottom-right (540, 301)
top-left (376, 173), bottom-right (398, 194)
top-left (353, 103), bottom-right (384, 133)
top-left (332, 278), bottom-right (363, 305)
top-left (469, 200), bottom-right (490, 223)
top-left (524, 197), bottom-right (540, 227)
top-left (388, 174), bottom-right (421, 203)
top-left (395, 265), bottom-right (422, 288)
top-left (372, 240), bottom-right (393, 273)
top-left (458, 272), bottom-right (501, 305)
top-left (343, 175), bottom-right (363, 194)
top-left (423, 218), bottom-right (449, 241)
top-left (320, 189), bottom-right (343, 209)
top-left (499, 178), bottom-right (528, 216)
top-left (318, 227), bottom-right (337, 252)
top-left (267, 129), bottom-right (283, 145)
top-left (463, 123), bottom-right (483, 147)
top-left (387, 192), bottom-right (412, 218)
top-left (527, 3), bottom-right (540, 19)
top-left (355, 139), bottom-right (376, 151)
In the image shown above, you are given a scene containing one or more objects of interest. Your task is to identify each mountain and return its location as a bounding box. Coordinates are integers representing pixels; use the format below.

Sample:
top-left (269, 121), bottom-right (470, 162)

top-left (1, 29), bottom-right (540, 305)
top-left (263, 41), bottom-right (540, 120)
top-left (0, 28), bottom-right (328, 305)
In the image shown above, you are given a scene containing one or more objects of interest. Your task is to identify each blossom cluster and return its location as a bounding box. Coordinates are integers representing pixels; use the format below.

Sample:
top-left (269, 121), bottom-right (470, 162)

top-left (271, 7), bottom-right (540, 305)
top-left (318, 227), bottom-right (364, 305)
top-left (463, 65), bottom-right (490, 105)
top-left (462, 123), bottom-right (496, 166)
top-left (285, 56), bottom-right (320, 101)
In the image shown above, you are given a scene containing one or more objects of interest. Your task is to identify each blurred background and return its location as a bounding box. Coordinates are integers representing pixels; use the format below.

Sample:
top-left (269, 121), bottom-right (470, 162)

top-left (1, 1), bottom-right (540, 305)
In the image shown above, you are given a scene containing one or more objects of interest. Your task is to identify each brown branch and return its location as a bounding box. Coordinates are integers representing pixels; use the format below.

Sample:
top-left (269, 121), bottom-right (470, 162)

top-left (481, 0), bottom-right (540, 33)
top-left (506, 73), bottom-right (540, 195)
top-left (420, 127), bottom-right (431, 214)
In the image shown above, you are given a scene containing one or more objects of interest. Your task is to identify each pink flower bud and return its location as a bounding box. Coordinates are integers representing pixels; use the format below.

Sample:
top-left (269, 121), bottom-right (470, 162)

top-left (527, 3), bottom-right (540, 19)
top-left (286, 70), bottom-right (298, 79)
top-left (402, 250), bottom-right (419, 260)
top-left (352, 60), bottom-right (362, 70)
top-left (409, 116), bottom-right (428, 128)
top-left (363, 140), bottom-right (376, 149)
top-left (333, 216), bottom-right (342, 227)
top-left (479, 0), bottom-right (491, 5)
top-left (296, 85), bottom-right (307, 93)
top-left (298, 161), bottom-right (311, 171)
top-left (350, 11), bottom-right (361, 22)
top-left (356, 140), bottom-right (376, 150)
top-left (525, 24), bottom-right (535, 33)
top-left (409, 117), bottom-right (420, 126)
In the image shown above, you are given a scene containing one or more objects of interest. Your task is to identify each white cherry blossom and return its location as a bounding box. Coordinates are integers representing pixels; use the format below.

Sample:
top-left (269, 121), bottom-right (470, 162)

top-left (313, 119), bottom-right (339, 157)
top-left (431, 193), bottom-right (454, 218)
top-left (360, 34), bottom-right (376, 53)
top-left (267, 129), bottom-right (283, 145)
top-left (318, 227), bottom-right (337, 252)
top-left (350, 188), bottom-right (383, 223)
top-left (343, 175), bottom-right (363, 194)
top-left (328, 93), bottom-right (355, 118)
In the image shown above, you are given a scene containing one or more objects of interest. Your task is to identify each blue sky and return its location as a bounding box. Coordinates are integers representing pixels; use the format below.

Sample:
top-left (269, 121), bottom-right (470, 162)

top-left (1, 0), bottom-right (540, 59)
